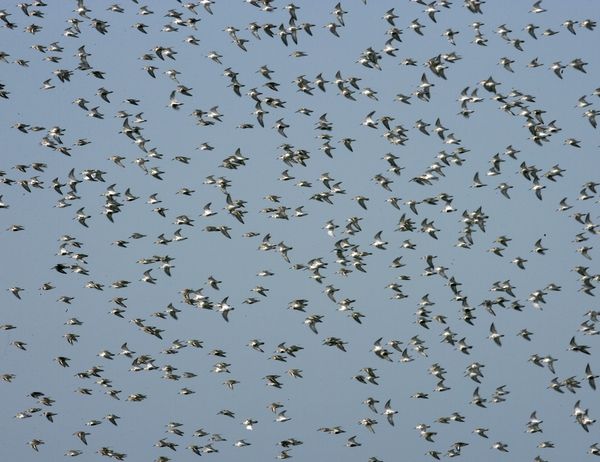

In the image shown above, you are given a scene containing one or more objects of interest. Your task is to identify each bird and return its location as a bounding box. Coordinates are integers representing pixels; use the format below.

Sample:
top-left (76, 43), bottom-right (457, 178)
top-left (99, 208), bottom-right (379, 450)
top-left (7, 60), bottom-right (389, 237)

top-left (345, 436), bottom-right (361, 447)
top-left (54, 357), bottom-right (70, 367)
top-left (382, 400), bottom-right (397, 425)
top-left (517, 329), bottom-right (534, 341)
top-left (74, 208), bottom-right (90, 227)
top-left (584, 364), bottom-right (598, 390)
top-left (371, 338), bottom-right (393, 361)
top-left (275, 410), bottom-right (291, 422)
top-left (216, 297), bottom-right (234, 322)
top-left (353, 196), bottom-right (369, 209)
top-left (473, 428), bottom-right (489, 438)
top-left (424, 2), bottom-right (440, 22)
top-left (8, 286), bottom-right (24, 299)
top-left (568, 336), bottom-right (591, 354)
top-left (471, 172), bottom-right (487, 188)
top-left (141, 270), bottom-right (156, 284)
top-left (104, 414), bottom-right (120, 426)
top-left (471, 387), bottom-right (487, 407)
top-left (28, 439), bottom-right (44, 451)
top-left (492, 442), bottom-right (509, 452)
top-left (511, 256), bottom-right (527, 270)
top-left (532, 239), bottom-right (548, 254)
top-left (488, 323), bottom-right (504, 346)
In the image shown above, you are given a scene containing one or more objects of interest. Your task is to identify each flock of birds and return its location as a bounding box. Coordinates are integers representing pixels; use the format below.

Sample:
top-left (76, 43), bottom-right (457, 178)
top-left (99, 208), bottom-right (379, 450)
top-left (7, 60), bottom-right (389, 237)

top-left (1, 0), bottom-right (600, 460)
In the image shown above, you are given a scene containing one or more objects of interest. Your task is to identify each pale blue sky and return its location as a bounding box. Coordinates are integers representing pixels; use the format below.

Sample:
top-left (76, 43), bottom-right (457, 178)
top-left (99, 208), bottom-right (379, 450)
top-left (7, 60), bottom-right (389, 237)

top-left (1, 0), bottom-right (599, 460)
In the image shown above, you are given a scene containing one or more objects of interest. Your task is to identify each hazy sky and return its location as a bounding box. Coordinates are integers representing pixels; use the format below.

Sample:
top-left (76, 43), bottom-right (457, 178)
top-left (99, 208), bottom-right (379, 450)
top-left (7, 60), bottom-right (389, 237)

top-left (1, 0), bottom-right (599, 460)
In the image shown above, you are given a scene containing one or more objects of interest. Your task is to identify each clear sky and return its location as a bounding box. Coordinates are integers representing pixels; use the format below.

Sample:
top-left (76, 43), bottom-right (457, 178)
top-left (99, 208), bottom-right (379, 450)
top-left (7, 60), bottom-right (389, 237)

top-left (1, 0), bottom-right (599, 460)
